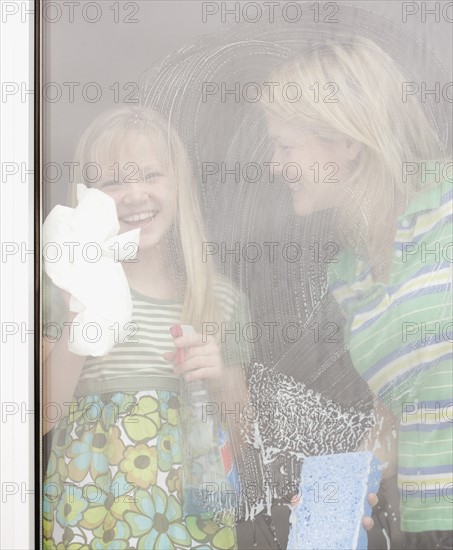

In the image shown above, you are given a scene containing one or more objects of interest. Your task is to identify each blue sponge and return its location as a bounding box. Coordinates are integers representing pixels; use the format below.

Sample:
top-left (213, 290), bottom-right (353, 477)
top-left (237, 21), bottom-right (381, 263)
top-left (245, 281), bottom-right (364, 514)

top-left (287, 452), bottom-right (382, 550)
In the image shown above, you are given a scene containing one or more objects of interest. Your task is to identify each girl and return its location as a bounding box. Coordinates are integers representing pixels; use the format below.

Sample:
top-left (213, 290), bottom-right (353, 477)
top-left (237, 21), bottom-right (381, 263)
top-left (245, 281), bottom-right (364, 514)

top-left (262, 37), bottom-right (452, 548)
top-left (42, 106), bottom-right (250, 549)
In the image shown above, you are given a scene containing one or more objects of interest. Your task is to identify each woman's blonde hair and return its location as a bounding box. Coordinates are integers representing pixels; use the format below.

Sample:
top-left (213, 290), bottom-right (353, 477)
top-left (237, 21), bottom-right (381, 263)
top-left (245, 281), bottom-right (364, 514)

top-left (72, 106), bottom-right (219, 330)
top-left (262, 36), bottom-right (445, 255)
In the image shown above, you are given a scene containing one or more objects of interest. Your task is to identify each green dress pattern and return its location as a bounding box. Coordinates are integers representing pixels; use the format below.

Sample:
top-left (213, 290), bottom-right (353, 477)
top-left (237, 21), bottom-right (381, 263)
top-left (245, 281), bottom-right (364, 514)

top-left (43, 390), bottom-right (237, 549)
top-left (42, 282), bottom-right (251, 549)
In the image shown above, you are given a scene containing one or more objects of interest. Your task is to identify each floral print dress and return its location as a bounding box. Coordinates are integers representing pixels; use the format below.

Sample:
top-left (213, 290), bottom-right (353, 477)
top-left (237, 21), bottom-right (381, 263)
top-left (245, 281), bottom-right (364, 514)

top-left (42, 286), bottom-right (247, 549)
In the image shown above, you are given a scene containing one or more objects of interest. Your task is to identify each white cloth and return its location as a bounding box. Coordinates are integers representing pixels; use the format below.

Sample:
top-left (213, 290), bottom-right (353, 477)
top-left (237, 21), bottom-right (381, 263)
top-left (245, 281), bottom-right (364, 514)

top-left (42, 184), bottom-right (140, 356)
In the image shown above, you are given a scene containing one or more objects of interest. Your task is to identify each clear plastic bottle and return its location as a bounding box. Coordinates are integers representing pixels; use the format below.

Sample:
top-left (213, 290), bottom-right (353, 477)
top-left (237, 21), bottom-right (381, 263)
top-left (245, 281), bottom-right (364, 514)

top-left (170, 324), bottom-right (236, 516)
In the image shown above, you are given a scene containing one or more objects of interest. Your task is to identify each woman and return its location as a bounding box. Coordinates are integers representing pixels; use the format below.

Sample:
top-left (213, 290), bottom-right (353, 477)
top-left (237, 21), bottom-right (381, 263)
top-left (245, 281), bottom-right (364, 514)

top-left (261, 37), bottom-right (452, 548)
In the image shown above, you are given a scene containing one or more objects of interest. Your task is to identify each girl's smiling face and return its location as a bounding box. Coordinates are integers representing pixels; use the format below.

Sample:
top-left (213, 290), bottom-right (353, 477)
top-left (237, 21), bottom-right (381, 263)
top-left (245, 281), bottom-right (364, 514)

top-left (267, 116), bottom-right (360, 216)
top-left (95, 132), bottom-right (178, 249)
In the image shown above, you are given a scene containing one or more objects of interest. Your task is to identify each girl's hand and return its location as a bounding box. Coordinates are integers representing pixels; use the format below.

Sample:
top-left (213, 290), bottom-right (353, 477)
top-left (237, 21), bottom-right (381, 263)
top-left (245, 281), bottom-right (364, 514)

top-left (163, 333), bottom-right (224, 381)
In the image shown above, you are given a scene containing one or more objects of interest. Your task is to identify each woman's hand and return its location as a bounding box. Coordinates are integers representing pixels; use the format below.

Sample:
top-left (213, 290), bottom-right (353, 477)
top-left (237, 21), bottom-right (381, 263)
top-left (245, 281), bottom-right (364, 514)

top-left (363, 493), bottom-right (378, 530)
top-left (163, 332), bottom-right (224, 381)
top-left (290, 492), bottom-right (379, 531)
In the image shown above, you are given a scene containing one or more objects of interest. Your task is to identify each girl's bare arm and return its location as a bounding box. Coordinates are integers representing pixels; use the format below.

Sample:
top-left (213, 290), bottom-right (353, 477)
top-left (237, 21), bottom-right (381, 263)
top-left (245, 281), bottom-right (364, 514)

top-left (42, 311), bottom-right (87, 435)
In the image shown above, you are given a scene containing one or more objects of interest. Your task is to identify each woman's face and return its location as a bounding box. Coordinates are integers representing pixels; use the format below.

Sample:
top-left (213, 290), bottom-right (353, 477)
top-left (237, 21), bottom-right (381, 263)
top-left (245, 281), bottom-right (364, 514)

top-left (267, 117), bottom-right (359, 216)
top-left (95, 133), bottom-right (178, 249)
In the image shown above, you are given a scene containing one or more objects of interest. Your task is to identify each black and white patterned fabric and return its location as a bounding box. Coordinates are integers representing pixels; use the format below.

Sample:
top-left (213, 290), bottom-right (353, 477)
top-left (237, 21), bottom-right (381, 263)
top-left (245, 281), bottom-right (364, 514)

top-left (240, 362), bottom-right (376, 515)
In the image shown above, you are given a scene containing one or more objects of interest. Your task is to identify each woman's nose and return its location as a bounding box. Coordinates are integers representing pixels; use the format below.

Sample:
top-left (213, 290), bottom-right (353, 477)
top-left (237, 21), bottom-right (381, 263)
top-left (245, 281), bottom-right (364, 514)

top-left (271, 140), bottom-right (289, 164)
top-left (272, 147), bottom-right (284, 165)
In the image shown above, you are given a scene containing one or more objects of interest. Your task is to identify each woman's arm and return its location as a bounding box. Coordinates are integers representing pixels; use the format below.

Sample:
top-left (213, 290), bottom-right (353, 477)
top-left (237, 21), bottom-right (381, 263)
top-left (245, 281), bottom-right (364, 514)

top-left (359, 398), bottom-right (399, 479)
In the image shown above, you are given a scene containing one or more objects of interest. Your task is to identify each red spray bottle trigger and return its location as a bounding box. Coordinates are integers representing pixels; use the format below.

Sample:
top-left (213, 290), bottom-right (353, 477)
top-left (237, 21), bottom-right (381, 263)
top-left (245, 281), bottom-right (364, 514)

top-left (169, 324), bottom-right (195, 363)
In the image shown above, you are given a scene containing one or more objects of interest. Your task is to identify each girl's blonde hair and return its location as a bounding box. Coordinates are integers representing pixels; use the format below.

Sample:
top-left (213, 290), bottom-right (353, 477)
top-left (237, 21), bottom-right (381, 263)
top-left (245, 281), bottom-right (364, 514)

top-left (72, 106), bottom-right (219, 330)
top-left (262, 36), bottom-right (445, 254)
